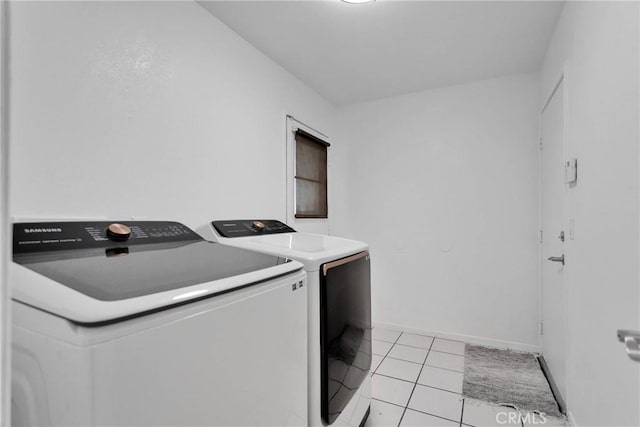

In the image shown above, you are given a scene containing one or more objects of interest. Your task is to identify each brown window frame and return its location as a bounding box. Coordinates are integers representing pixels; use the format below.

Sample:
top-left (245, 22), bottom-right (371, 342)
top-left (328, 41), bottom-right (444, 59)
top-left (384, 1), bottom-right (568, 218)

top-left (294, 128), bottom-right (330, 219)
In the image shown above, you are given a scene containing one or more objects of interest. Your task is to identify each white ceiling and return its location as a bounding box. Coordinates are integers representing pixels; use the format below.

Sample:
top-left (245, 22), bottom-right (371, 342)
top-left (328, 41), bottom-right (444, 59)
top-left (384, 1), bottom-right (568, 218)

top-left (199, 1), bottom-right (564, 106)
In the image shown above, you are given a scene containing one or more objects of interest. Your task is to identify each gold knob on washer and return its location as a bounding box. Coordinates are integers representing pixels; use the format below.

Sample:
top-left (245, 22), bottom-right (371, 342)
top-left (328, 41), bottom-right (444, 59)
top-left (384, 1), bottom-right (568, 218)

top-left (252, 221), bottom-right (266, 232)
top-left (107, 223), bottom-right (131, 240)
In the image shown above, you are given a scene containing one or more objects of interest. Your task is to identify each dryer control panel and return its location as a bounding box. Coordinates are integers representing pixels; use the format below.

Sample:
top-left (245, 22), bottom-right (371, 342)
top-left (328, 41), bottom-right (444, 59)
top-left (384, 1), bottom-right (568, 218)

top-left (13, 221), bottom-right (200, 254)
top-left (212, 220), bottom-right (296, 238)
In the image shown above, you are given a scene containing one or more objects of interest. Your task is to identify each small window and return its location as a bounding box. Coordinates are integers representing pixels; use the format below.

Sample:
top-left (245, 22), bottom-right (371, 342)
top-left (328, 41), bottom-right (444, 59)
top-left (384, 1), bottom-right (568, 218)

top-left (294, 129), bottom-right (329, 218)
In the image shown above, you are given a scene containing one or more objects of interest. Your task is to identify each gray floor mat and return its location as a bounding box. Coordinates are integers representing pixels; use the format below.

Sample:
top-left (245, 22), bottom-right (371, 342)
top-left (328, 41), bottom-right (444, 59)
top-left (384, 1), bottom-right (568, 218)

top-left (462, 344), bottom-right (563, 418)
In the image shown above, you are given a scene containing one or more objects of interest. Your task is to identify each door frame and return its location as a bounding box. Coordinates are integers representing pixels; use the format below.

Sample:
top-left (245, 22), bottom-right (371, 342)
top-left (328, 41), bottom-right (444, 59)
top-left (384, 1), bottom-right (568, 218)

top-left (538, 64), bottom-right (570, 415)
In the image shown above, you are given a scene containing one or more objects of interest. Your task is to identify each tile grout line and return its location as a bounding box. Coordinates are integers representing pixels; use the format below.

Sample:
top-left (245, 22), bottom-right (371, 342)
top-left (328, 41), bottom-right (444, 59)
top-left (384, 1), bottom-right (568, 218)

top-left (403, 407), bottom-right (463, 425)
top-left (396, 336), bottom-right (435, 427)
top-left (377, 339), bottom-right (446, 351)
top-left (373, 372), bottom-right (419, 385)
top-left (371, 397), bottom-right (406, 409)
top-left (373, 330), bottom-right (404, 375)
top-left (374, 396), bottom-right (463, 425)
top-left (428, 348), bottom-right (466, 357)
top-left (384, 355), bottom-right (426, 366)
top-left (377, 342), bottom-right (463, 371)
top-left (374, 372), bottom-right (462, 395)
top-left (422, 364), bottom-right (464, 374)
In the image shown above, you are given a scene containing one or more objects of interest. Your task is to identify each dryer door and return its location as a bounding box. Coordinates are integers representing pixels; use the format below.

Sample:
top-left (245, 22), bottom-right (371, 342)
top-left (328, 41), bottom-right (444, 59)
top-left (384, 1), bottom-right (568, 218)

top-left (320, 251), bottom-right (371, 425)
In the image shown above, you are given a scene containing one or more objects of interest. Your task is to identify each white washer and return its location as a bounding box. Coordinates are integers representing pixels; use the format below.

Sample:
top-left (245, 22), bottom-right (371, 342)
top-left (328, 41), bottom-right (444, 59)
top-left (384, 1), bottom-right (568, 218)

top-left (198, 220), bottom-right (372, 427)
top-left (11, 220), bottom-right (308, 427)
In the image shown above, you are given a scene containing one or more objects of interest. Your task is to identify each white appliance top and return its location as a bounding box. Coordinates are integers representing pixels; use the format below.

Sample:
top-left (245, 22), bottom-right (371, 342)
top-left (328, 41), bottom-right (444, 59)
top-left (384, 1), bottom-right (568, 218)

top-left (198, 219), bottom-right (368, 271)
top-left (12, 220), bottom-right (302, 325)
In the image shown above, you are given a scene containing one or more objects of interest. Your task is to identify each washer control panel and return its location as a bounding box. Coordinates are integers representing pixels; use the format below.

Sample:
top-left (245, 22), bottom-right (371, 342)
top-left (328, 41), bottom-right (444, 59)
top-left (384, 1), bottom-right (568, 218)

top-left (13, 221), bottom-right (200, 254)
top-left (212, 220), bottom-right (296, 238)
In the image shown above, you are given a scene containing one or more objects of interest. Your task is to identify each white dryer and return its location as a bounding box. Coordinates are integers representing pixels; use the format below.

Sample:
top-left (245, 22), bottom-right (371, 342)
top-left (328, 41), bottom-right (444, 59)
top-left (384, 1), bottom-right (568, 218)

top-left (11, 220), bottom-right (307, 427)
top-left (198, 220), bottom-right (372, 427)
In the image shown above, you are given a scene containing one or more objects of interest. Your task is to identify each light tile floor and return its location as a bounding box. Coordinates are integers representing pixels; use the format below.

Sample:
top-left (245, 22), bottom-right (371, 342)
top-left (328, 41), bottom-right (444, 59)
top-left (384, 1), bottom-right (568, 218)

top-left (366, 327), bottom-right (567, 427)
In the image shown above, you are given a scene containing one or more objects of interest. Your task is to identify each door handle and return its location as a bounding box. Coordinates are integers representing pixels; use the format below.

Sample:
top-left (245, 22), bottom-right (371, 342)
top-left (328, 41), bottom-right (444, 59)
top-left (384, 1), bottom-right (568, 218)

top-left (547, 255), bottom-right (565, 265)
top-left (617, 330), bottom-right (640, 362)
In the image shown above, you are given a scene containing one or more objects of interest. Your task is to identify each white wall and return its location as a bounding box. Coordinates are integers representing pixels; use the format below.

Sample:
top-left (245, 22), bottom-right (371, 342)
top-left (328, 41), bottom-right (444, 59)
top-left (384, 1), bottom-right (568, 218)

top-left (0, 1), bottom-right (10, 423)
top-left (333, 73), bottom-right (541, 350)
top-left (541, 2), bottom-right (639, 425)
top-left (9, 1), bottom-right (333, 233)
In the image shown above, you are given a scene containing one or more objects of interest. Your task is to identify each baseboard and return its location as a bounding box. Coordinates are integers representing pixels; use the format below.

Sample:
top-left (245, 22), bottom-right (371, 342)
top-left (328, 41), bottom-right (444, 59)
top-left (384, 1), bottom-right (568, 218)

top-left (374, 321), bottom-right (540, 353)
top-left (538, 354), bottom-right (567, 415)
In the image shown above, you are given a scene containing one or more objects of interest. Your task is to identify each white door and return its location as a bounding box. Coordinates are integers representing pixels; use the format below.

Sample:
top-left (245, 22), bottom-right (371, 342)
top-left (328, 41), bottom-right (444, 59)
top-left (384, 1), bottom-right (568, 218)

top-left (540, 78), bottom-right (567, 403)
